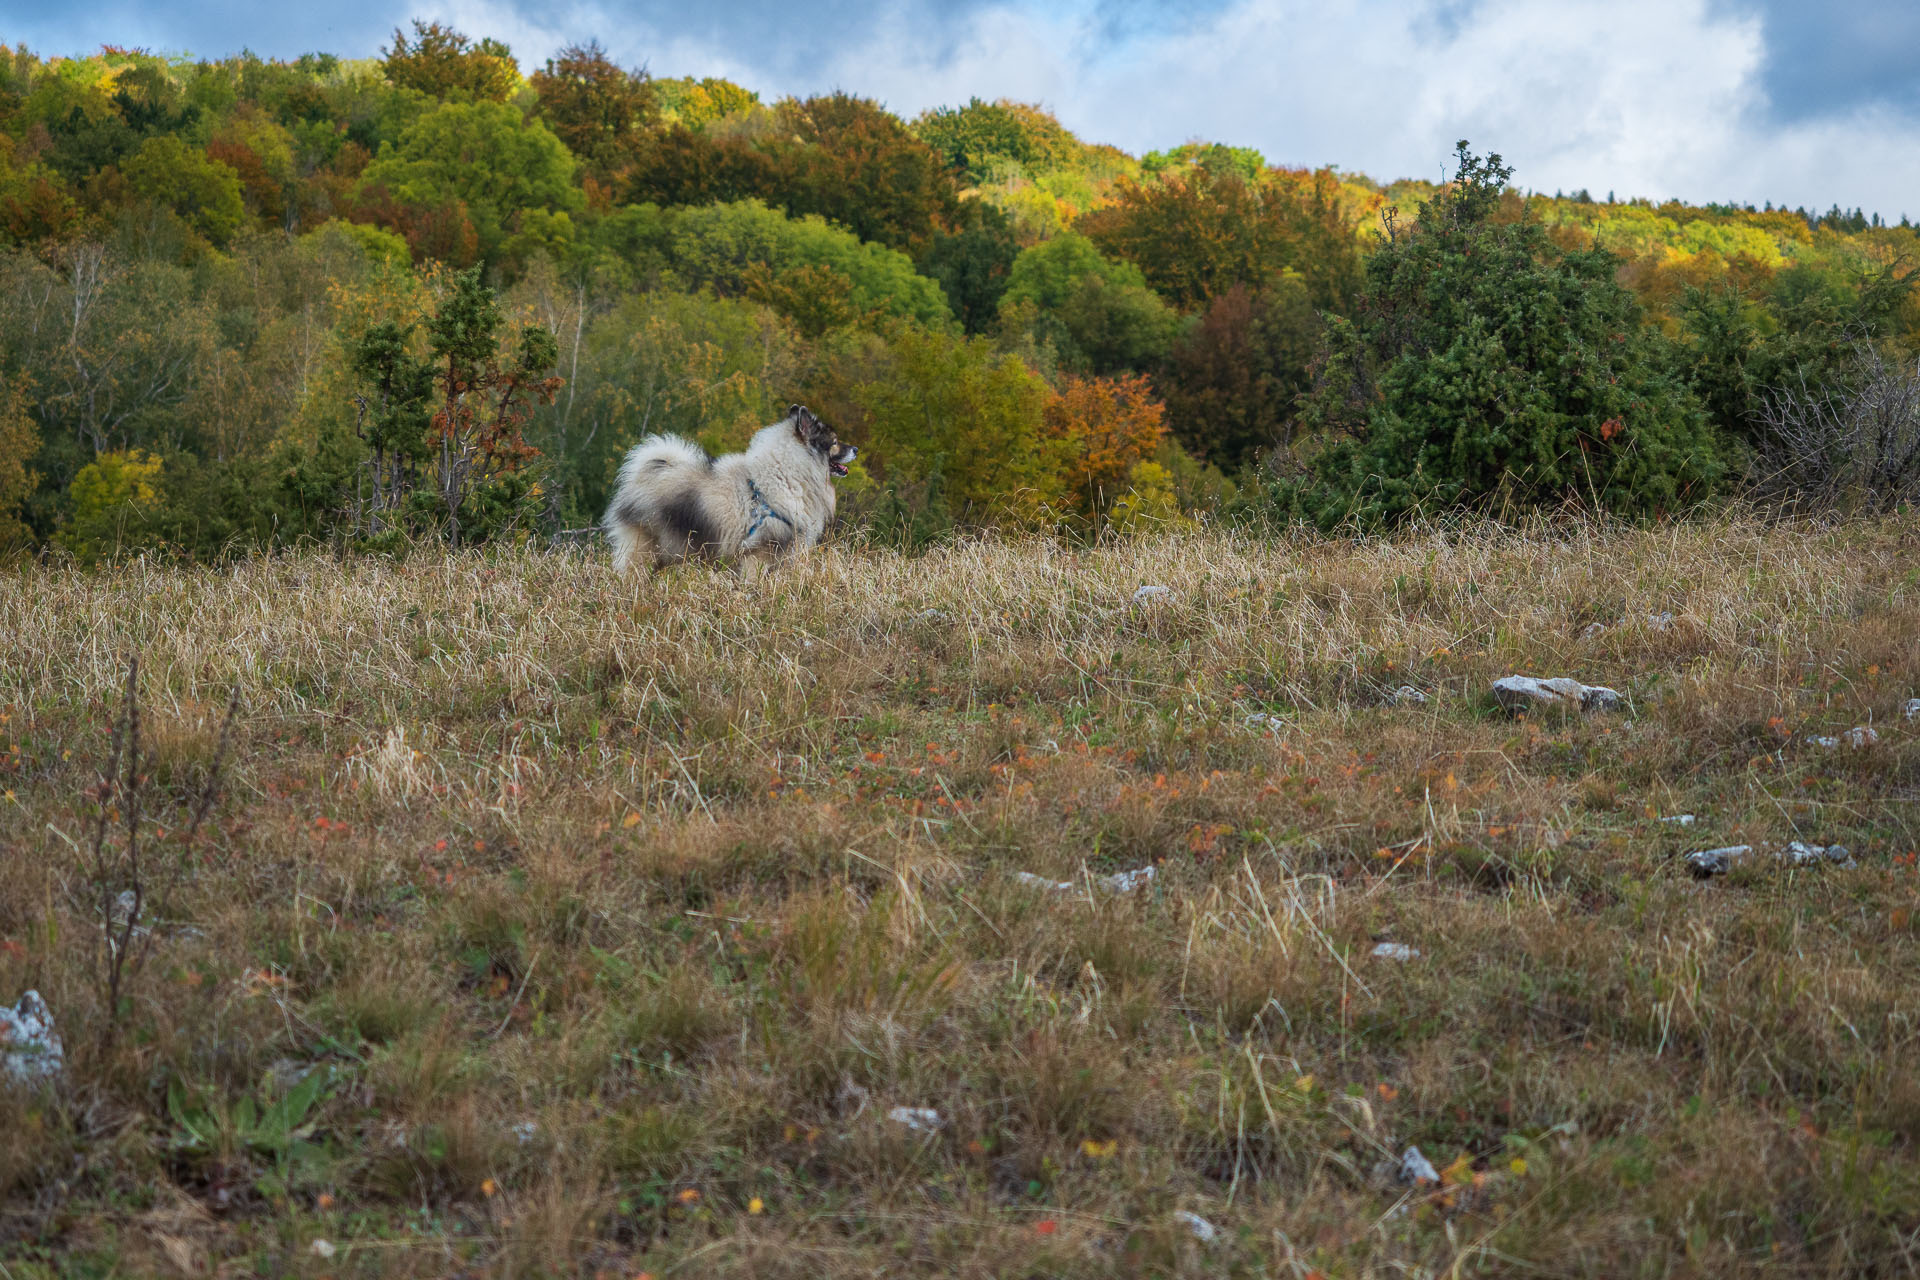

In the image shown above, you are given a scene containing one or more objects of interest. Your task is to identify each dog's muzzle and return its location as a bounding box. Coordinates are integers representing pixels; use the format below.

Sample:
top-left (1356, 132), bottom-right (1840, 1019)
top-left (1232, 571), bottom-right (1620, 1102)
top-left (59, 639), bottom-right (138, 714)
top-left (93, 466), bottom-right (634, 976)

top-left (830, 445), bottom-right (857, 478)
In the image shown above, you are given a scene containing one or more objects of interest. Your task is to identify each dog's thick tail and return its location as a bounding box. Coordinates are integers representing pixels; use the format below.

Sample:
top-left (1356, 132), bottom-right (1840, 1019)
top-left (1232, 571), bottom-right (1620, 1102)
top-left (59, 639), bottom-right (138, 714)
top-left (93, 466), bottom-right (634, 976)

top-left (604, 434), bottom-right (711, 571)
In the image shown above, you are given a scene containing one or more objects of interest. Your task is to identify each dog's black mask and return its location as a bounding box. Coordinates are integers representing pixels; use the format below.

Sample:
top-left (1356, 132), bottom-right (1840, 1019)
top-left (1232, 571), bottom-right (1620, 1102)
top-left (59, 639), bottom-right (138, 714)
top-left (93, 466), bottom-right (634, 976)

top-left (790, 403), bottom-right (858, 478)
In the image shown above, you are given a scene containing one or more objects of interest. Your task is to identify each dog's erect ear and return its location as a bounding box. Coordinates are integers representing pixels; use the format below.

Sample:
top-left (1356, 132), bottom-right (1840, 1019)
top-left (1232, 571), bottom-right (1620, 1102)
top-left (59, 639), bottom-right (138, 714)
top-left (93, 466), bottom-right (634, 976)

top-left (790, 404), bottom-right (823, 442)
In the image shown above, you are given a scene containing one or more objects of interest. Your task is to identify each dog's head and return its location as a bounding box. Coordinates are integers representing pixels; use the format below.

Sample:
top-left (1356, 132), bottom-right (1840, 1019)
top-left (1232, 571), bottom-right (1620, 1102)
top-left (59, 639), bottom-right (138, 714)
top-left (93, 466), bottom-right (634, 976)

top-left (790, 404), bottom-right (857, 478)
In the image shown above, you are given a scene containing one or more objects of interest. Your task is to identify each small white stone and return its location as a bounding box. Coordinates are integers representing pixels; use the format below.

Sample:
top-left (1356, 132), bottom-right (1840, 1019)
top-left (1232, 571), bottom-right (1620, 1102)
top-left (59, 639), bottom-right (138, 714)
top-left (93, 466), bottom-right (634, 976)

top-left (1689, 841), bottom-right (1855, 876)
top-left (1647, 611), bottom-right (1675, 631)
top-left (1491, 675), bottom-right (1621, 714)
top-left (1657, 814), bottom-right (1697, 826)
top-left (309, 1239), bottom-right (337, 1260)
top-left (1371, 942), bottom-right (1419, 961)
top-left (1173, 1209), bottom-right (1218, 1244)
top-left (1399, 1146), bottom-right (1440, 1185)
top-left (1016, 867), bottom-right (1155, 894)
top-left (1685, 845), bottom-right (1753, 877)
top-left (1781, 841), bottom-right (1854, 868)
top-left (1842, 726), bottom-right (1879, 749)
top-left (887, 1106), bottom-right (943, 1133)
top-left (1579, 621), bottom-right (1609, 640)
top-left (1132, 585), bottom-right (1174, 606)
top-left (1904, 698), bottom-right (1920, 722)
top-left (0, 990), bottom-right (63, 1083)
top-left (1244, 712), bottom-right (1284, 732)
top-left (1098, 866), bottom-right (1155, 894)
top-left (1390, 686), bottom-right (1429, 705)
top-left (512, 1121), bottom-right (538, 1145)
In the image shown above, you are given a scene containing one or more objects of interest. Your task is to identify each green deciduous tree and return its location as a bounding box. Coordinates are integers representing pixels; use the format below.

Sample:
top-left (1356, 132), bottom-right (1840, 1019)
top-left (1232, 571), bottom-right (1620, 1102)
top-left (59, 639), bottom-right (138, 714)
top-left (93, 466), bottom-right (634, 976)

top-left (998, 232), bottom-right (1180, 375)
top-left (916, 200), bottom-right (1019, 335)
top-left (123, 135), bottom-right (247, 245)
top-left (913, 97), bottom-right (1080, 183)
top-left (663, 200), bottom-right (951, 327)
top-left (359, 100), bottom-right (581, 262)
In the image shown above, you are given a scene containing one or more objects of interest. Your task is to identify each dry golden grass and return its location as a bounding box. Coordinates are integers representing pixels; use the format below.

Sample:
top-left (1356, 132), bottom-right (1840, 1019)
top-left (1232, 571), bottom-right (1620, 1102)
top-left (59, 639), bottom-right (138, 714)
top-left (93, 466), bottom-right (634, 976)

top-left (3, 515), bottom-right (1919, 1277)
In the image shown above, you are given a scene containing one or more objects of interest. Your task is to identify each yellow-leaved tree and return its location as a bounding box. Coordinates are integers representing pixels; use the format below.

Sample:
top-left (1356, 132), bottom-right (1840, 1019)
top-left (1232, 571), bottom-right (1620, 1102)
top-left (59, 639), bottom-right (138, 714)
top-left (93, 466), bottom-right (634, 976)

top-left (61, 449), bottom-right (163, 563)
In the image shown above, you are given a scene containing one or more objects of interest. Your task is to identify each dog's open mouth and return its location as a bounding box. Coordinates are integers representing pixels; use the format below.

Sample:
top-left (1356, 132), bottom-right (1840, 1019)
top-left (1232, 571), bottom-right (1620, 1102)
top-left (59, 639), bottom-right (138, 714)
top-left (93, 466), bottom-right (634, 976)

top-left (830, 459), bottom-right (849, 477)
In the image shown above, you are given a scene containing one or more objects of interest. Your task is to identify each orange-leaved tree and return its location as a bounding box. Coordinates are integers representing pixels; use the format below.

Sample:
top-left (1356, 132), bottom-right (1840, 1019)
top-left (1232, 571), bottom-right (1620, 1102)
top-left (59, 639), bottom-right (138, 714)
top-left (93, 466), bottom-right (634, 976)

top-left (1043, 373), bottom-right (1169, 526)
top-left (382, 21), bottom-right (519, 102)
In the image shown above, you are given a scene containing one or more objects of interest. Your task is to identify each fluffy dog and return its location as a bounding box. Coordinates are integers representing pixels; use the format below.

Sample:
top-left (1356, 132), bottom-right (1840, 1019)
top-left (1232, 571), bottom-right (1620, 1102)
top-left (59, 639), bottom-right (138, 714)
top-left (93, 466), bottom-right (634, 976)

top-left (603, 405), bottom-right (857, 576)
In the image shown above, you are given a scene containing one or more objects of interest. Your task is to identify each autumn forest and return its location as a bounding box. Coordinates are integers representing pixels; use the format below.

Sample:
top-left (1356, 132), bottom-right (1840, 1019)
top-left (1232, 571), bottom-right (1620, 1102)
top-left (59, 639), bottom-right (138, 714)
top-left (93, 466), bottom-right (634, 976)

top-left (0, 24), bottom-right (1916, 557)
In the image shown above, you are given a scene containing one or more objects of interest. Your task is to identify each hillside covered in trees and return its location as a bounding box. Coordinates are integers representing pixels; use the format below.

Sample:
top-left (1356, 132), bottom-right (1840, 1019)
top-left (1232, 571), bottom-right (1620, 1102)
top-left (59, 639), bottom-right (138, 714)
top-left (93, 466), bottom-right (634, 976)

top-left (1, 26), bottom-right (1916, 559)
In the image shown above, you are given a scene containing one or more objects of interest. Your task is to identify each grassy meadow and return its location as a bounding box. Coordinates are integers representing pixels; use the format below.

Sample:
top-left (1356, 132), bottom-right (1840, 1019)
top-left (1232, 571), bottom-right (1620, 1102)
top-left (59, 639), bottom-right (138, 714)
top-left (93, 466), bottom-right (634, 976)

top-left (3, 517), bottom-right (1920, 1277)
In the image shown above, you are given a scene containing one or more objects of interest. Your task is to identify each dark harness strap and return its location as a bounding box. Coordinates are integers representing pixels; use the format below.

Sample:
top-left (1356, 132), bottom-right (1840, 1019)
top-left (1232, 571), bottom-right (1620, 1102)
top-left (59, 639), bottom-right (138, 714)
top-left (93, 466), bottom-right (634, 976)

top-left (743, 478), bottom-right (795, 543)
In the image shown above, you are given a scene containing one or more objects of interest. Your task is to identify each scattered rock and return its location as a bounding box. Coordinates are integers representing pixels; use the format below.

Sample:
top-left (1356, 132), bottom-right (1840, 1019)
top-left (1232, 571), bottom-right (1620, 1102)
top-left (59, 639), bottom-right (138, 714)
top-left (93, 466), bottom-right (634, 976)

top-left (1809, 726), bottom-right (1877, 750)
top-left (1244, 712), bottom-right (1285, 733)
top-left (1, 991), bottom-right (63, 1084)
top-left (512, 1121), bottom-right (538, 1145)
top-left (887, 1106), bottom-right (943, 1133)
top-left (1658, 814), bottom-right (1697, 827)
top-left (1371, 942), bottom-right (1419, 961)
top-left (1132, 585), bottom-right (1174, 606)
top-left (1390, 686), bottom-right (1429, 706)
top-left (1491, 675), bottom-right (1623, 715)
top-left (309, 1239), bottom-right (336, 1260)
top-left (1398, 1146), bottom-right (1440, 1185)
top-left (1905, 698), bottom-right (1920, 722)
top-left (1782, 840), bottom-right (1854, 868)
top-left (1014, 866), bottom-right (1155, 895)
top-left (1100, 866), bottom-right (1156, 894)
top-left (1647, 611), bottom-right (1676, 631)
top-left (1173, 1209), bottom-right (1218, 1244)
top-left (1579, 685), bottom-right (1624, 712)
top-left (1686, 841), bottom-right (1855, 878)
top-left (919, 608), bottom-right (951, 625)
top-left (1684, 845), bottom-right (1752, 876)
top-left (1579, 621), bottom-right (1609, 640)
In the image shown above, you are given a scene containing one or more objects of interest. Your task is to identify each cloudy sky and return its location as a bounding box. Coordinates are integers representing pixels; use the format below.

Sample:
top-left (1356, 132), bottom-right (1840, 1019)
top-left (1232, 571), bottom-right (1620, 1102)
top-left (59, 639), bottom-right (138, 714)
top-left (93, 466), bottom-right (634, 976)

top-left (10, 0), bottom-right (1919, 217)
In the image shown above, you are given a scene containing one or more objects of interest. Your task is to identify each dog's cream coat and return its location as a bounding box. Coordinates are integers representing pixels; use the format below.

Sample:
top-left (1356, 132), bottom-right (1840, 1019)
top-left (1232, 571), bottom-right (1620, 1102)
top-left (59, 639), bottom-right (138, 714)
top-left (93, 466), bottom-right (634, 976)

top-left (603, 406), bottom-right (854, 574)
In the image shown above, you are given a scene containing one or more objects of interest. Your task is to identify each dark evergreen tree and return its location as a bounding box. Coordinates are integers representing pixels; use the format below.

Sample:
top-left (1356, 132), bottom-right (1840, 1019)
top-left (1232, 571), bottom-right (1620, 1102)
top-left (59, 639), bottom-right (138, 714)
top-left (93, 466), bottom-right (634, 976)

top-left (1294, 143), bottom-right (1720, 527)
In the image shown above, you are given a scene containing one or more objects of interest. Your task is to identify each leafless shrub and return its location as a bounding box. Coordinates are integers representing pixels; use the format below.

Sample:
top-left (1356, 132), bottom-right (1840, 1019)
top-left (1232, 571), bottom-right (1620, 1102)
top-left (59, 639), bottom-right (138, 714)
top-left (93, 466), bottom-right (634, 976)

top-left (1755, 338), bottom-right (1920, 512)
top-left (83, 656), bottom-right (238, 1043)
